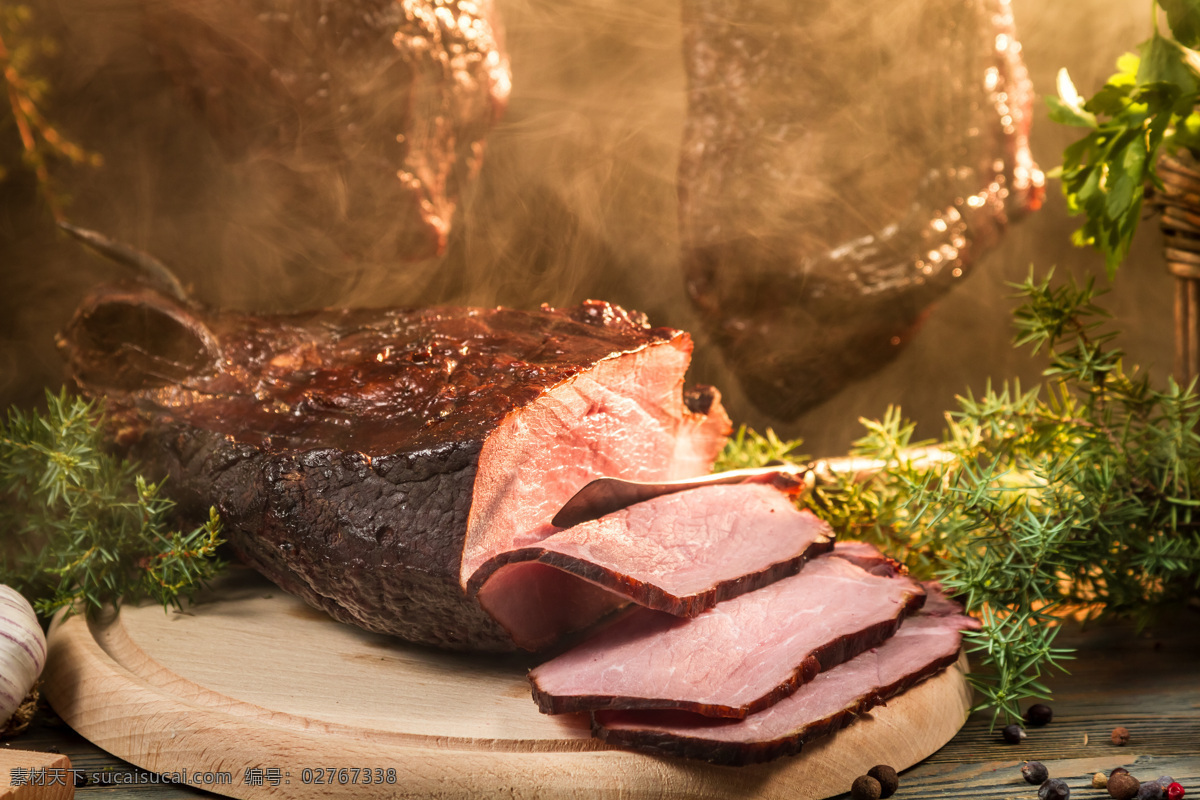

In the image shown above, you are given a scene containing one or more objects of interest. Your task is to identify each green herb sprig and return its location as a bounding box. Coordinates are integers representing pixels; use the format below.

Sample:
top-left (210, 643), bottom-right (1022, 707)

top-left (713, 426), bottom-right (806, 473)
top-left (723, 271), bottom-right (1200, 726)
top-left (0, 390), bottom-right (225, 618)
top-left (1050, 0), bottom-right (1200, 277)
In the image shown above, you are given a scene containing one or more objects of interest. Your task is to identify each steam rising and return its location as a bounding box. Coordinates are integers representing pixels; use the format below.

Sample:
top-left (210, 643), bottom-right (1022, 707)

top-left (0, 0), bottom-right (1175, 454)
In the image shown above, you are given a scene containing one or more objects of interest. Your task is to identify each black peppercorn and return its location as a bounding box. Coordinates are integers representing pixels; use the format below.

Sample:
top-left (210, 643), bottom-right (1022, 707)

top-left (1002, 723), bottom-right (1027, 744)
top-left (1040, 779), bottom-right (1071, 800)
top-left (1022, 761), bottom-right (1050, 785)
top-left (867, 765), bottom-right (899, 799)
top-left (1025, 703), bottom-right (1054, 726)
top-left (1139, 782), bottom-right (1165, 800)
top-left (1109, 772), bottom-right (1141, 800)
top-left (851, 775), bottom-right (882, 800)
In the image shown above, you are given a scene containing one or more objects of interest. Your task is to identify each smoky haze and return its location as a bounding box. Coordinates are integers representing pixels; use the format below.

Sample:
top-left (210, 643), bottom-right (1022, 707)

top-left (0, 0), bottom-right (1173, 456)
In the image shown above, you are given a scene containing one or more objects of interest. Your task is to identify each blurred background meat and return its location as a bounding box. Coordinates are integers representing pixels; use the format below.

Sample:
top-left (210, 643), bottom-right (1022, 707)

top-left (141, 0), bottom-right (509, 263)
top-left (0, 0), bottom-right (1175, 455)
top-left (678, 0), bottom-right (1042, 419)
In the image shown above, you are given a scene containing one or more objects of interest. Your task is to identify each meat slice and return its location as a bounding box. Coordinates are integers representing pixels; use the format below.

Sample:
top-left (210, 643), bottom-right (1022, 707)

top-left (529, 551), bottom-right (926, 718)
top-left (471, 483), bottom-right (834, 649)
top-left (592, 587), bottom-right (977, 765)
top-left (825, 539), bottom-right (905, 577)
top-left (58, 289), bottom-right (731, 651)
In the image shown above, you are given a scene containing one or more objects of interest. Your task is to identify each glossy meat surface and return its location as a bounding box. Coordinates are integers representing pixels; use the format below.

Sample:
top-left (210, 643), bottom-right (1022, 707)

top-left (65, 291), bottom-right (682, 455)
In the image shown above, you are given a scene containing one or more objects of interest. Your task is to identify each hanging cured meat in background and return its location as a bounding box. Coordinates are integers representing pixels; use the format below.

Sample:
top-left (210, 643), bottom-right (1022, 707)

top-left (141, 0), bottom-right (511, 264)
top-left (677, 0), bottom-right (1044, 420)
top-left (0, 0), bottom-right (1174, 454)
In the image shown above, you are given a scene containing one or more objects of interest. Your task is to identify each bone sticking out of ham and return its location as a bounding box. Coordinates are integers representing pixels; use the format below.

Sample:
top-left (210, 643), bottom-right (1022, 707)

top-left (528, 547), bottom-right (927, 718)
top-left (471, 482), bottom-right (834, 649)
top-left (58, 289), bottom-right (731, 652)
top-left (592, 586), bottom-right (978, 765)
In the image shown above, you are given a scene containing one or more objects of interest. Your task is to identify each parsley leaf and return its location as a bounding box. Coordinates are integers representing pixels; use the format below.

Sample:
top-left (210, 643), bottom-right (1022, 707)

top-left (1160, 0), bottom-right (1200, 49)
top-left (1137, 33), bottom-right (1196, 93)
top-left (1052, 29), bottom-right (1200, 279)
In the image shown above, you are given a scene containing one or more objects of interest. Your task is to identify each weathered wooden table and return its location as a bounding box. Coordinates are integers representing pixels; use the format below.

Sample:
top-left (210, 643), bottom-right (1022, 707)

top-left (4, 604), bottom-right (1199, 800)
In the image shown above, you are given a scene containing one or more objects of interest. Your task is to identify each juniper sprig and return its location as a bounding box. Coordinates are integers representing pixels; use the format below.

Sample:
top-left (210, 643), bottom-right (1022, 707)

top-left (722, 269), bottom-right (1200, 725)
top-left (713, 426), bottom-right (806, 473)
top-left (0, 389), bottom-right (224, 618)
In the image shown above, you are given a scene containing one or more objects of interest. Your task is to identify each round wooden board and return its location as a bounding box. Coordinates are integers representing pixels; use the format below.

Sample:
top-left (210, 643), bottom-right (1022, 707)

top-left (44, 568), bottom-right (972, 800)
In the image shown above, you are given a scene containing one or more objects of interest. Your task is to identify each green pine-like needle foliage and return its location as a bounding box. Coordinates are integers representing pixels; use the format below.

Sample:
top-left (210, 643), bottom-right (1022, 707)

top-left (720, 271), bottom-right (1200, 726)
top-left (0, 390), bottom-right (225, 618)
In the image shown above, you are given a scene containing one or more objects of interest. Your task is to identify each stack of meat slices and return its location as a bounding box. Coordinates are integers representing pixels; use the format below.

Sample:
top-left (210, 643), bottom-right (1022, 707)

top-left (471, 480), bottom-right (835, 650)
top-left (526, 491), bottom-right (978, 766)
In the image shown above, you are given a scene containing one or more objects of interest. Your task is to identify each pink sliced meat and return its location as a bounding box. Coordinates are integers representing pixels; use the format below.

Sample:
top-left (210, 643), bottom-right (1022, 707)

top-left (529, 551), bottom-right (926, 718)
top-left (826, 539), bottom-right (905, 577)
top-left (592, 588), bottom-right (977, 765)
top-left (471, 483), bottom-right (834, 623)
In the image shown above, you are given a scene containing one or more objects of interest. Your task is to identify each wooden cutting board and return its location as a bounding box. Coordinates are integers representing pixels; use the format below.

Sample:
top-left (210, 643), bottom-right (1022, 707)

top-left (0, 750), bottom-right (74, 800)
top-left (43, 568), bottom-right (971, 800)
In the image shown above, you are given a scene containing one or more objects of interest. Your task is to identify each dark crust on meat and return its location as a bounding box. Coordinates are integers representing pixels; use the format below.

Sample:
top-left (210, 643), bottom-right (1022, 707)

top-left (62, 291), bottom-right (690, 651)
top-left (467, 536), bottom-right (834, 617)
top-left (591, 649), bottom-right (963, 765)
top-left (531, 587), bottom-right (927, 717)
top-left (134, 422), bottom-right (521, 650)
top-left (682, 385), bottom-right (719, 416)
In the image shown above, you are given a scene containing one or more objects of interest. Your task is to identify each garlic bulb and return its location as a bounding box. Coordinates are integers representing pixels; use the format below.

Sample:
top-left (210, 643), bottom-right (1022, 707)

top-left (0, 585), bottom-right (46, 726)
